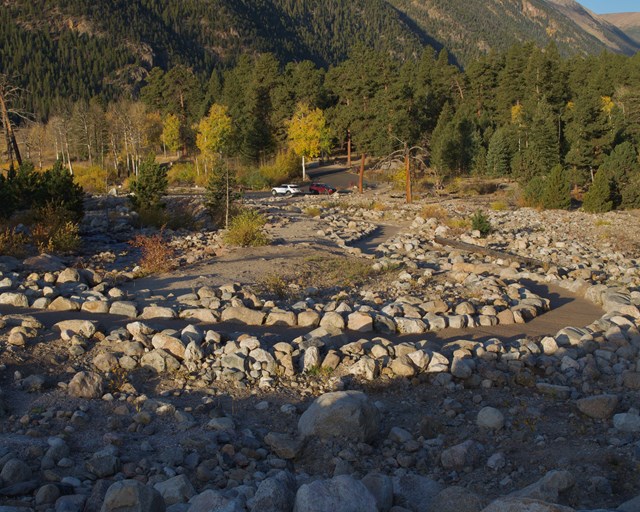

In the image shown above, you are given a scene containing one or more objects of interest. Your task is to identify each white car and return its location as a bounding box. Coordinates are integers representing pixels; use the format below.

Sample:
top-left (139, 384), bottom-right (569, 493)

top-left (271, 184), bottom-right (304, 196)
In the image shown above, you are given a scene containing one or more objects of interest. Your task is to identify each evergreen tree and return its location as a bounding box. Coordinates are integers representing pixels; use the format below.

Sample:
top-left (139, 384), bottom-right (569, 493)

top-left (582, 170), bottom-right (613, 213)
top-left (521, 97), bottom-right (560, 179)
top-left (541, 164), bottom-right (571, 210)
top-left (130, 157), bottom-right (167, 211)
top-left (486, 126), bottom-right (517, 176)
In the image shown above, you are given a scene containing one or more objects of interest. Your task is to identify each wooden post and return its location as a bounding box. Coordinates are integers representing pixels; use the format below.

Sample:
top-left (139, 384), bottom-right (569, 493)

top-left (359, 153), bottom-right (365, 193)
top-left (405, 143), bottom-right (412, 204)
top-left (347, 130), bottom-right (351, 167)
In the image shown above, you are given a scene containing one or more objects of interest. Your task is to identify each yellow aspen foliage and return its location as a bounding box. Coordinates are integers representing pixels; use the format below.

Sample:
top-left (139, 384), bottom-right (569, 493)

top-left (196, 104), bottom-right (232, 159)
top-left (510, 103), bottom-right (524, 126)
top-left (287, 103), bottom-right (331, 159)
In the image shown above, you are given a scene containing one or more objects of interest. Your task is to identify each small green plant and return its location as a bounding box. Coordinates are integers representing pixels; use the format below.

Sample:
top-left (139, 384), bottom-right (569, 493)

top-left (305, 365), bottom-right (334, 377)
top-left (490, 200), bottom-right (508, 211)
top-left (471, 210), bottom-right (492, 237)
top-left (224, 210), bottom-right (269, 247)
top-left (130, 230), bottom-right (175, 275)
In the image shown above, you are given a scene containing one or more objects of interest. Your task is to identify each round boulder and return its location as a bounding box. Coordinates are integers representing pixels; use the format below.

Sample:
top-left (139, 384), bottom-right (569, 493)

top-left (298, 391), bottom-right (380, 443)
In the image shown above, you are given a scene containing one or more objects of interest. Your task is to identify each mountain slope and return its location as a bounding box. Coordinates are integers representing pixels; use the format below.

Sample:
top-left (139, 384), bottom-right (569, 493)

top-left (601, 12), bottom-right (640, 45)
top-left (386, 0), bottom-right (637, 65)
top-left (545, 0), bottom-right (640, 55)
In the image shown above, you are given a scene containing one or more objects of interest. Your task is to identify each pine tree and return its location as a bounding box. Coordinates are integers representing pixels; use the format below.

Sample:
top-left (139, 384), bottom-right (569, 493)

top-left (486, 126), bottom-right (516, 176)
top-left (541, 164), bottom-right (571, 210)
top-left (130, 157), bottom-right (167, 211)
top-left (582, 170), bottom-right (613, 213)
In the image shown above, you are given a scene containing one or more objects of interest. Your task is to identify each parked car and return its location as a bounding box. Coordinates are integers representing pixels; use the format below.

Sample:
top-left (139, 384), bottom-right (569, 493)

top-left (271, 184), bottom-right (304, 196)
top-left (308, 182), bottom-right (336, 195)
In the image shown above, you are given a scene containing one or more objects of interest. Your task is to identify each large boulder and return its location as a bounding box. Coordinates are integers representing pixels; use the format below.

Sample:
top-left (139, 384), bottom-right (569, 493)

top-left (298, 391), bottom-right (380, 443)
top-left (481, 497), bottom-right (575, 512)
top-left (249, 471), bottom-right (296, 512)
top-left (392, 474), bottom-right (442, 512)
top-left (294, 475), bottom-right (377, 512)
top-left (68, 371), bottom-right (104, 399)
top-left (99, 479), bottom-right (165, 512)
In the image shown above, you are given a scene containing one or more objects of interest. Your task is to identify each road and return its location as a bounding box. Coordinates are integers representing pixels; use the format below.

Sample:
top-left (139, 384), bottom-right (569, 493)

top-left (246, 160), bottom-right (359, 200)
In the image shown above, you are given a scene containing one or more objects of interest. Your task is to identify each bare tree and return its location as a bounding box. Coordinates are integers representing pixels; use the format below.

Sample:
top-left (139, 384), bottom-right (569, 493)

top-left (0, 74), bottom-right (29, 170)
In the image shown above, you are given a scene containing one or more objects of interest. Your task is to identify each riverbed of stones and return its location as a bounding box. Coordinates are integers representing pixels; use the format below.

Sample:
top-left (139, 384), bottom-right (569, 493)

top-left (1, 190), bottom-right (640, 511)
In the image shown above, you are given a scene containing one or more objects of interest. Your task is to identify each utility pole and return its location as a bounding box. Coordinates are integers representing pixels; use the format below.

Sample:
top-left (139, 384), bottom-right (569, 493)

top-left (347, 130), bottom-right (351, 167)
top-left (359, 153), bottom-right (365, 193)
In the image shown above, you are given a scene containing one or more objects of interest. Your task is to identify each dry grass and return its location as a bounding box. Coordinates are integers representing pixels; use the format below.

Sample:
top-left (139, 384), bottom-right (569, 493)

top-left (420, 204), bottom-right (449, 221)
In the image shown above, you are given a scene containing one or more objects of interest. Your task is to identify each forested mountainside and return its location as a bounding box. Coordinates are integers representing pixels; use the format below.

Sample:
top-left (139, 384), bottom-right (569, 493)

top-left (0, 0), bottom-right (425, 117)
top-left (602, 12), bottom-right (640, 45)
top-left (0, 0), bottom-right (638, 120)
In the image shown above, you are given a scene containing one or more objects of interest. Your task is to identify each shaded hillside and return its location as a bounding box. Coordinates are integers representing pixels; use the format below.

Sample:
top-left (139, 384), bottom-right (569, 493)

top-left (602, 12), bottom-right (640, 45)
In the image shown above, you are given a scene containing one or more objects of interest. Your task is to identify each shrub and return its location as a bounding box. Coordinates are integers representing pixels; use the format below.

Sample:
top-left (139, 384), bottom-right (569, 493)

top-left (130, 231), bottom-right (175, 275)
top-left (130, 157), bottom-right (168, 211)
top-left (73, 165), bottom-right (110, 194)
top-left (420, 204), bottom-right (449, 220)
top-left (135, 206), bottom-right (169, 228)
top-left (0, 227), bottom-right (29, 257)
top-left (471, 210), bottom-right (492, 237)
top-left (259, 151), bottom-right (301, 186)
top-left (31, 203), bottom-right (81, 254)
top-left (490, 200), bottom-right (508, 211)
top-left (167, 162), bottom-right (208, 187)
top-left (224, 209), bottom-right (269, 247)
top-left (583, 171), bottom-right (614, 213)
top-left (304, 206), bottom-right (321, 217)
top-left (258, 273), bottom-right (291, 299)
top-left (167, 162), bottom-right (195, 186)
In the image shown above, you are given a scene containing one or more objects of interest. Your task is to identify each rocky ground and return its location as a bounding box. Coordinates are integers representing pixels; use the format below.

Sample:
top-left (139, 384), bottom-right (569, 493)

top-left (1, 185), bottom-right (640, 512)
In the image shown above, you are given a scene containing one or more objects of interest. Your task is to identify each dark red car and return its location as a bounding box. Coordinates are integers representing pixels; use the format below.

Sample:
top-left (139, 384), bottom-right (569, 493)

top-left (308, 182), bottom-right (336, 195)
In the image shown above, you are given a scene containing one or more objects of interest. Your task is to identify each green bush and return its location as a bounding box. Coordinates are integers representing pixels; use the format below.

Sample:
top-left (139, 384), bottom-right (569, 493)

top-left (583, 171), bottom-right (614, 213)
top-left (224, 209), bottom-right (269, 247)
top-left (471, 210), bottom-right (492, 237)
top-left (1, 161), bottom-right (84, 221)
